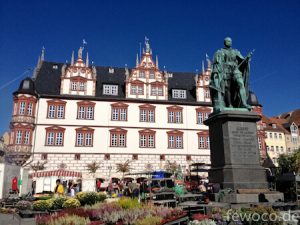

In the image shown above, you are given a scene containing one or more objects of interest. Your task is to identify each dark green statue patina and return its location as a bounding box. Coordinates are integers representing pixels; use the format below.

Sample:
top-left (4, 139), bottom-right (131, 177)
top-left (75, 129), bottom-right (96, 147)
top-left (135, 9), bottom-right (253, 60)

top-left (210, 37), bottom-right (254, 112)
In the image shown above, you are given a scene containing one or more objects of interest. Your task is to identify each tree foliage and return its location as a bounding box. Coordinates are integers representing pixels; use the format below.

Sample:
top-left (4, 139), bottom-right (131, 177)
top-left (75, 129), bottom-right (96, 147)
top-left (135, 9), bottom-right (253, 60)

top-left (277, 148), bottom-right (300, 174)
top-left (116, 160), bottom-right (131, 178)
top-left (86, 161), bottom-right (102, 174)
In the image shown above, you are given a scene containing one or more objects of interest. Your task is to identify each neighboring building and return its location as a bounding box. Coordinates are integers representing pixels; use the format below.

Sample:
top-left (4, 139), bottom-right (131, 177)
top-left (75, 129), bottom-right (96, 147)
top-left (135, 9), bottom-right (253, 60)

top-left (261, 115), bottom-right (287, 165)
top-left (271, 109), bottom-right (300, 153)
top-left (6, 40), bottom-right (265, 179)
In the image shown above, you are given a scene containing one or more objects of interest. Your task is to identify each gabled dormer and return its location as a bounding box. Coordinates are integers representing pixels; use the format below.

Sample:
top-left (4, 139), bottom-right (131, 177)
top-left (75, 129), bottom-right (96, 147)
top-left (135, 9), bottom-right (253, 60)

top-left (195, 58), bottom-right (211, 102)
top-left (60, 46), bottom-right (97, 96)
top-left (126, 38), bottom-right (168, 100)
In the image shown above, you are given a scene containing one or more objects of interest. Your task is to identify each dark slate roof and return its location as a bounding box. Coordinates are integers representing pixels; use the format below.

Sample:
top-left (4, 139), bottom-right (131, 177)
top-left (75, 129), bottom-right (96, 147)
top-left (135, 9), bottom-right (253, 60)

top-left (14, 77), bottom-right (37, 97)
top-left (32, 61), bottom-right (208, 105)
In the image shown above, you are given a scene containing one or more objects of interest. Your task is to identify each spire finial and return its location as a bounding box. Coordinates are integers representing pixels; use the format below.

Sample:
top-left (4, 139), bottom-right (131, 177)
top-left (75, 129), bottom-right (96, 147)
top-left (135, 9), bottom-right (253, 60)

top-left (86, 52), bottom-right (89, 67)
top-left (145, 36), bottom-right (150, 53)
top-left (41, 46), bottom-right (45, 61)
top-left (136, 53), bottom-right (139, 67)
top-left (206, 53), bottom-right (211, 68)
top-left (37, 56), bottom-right (41, 67)
top-left (156, 55), bottom-right (159, 69)
top-left (78, 47), bottom-right (84, 59)
top-left (202, 60), bottom-right (205, 74)
top-left (71, 51), bottom-right (74, 65)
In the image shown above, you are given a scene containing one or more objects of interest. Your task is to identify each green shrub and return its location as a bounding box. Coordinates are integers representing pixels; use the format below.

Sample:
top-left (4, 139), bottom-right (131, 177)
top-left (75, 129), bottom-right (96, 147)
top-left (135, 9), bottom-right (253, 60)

top-left (117, 197), bottom-right (141, 209)
top-left (76, 192), bottom-right (98, 206)
top-left (33, 200), bottom-right (52, 211)
top-left (135, 216), bottom-right (162, 225)
top-left (51, 196), bottom-right (68, 210)
top-left (62, 198), bottom-right (81, 209)
top-left (96, 192), bottom-right (107, 202)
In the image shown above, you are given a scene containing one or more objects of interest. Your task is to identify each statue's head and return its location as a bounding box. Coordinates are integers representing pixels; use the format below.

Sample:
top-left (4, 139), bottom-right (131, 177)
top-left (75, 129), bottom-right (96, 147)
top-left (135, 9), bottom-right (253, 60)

top-left (224, 37), bottom-right (232, 48)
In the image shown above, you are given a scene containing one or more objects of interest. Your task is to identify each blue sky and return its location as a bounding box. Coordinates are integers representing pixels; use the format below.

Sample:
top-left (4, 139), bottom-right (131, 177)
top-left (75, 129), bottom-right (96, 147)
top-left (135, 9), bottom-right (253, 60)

top-left (0, 0), bottom-right (299, 135)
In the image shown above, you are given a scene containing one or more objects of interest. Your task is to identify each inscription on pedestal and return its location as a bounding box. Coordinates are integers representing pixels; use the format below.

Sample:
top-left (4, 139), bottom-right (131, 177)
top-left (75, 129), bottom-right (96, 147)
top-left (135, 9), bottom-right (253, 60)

top-left (228, 122), bottom-right (259, 164)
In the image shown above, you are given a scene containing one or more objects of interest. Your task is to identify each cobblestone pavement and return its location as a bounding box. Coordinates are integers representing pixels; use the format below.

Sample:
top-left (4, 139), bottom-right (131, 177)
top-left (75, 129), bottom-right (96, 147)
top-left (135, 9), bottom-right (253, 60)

top-left (0, 213), bottom-right (36, 225)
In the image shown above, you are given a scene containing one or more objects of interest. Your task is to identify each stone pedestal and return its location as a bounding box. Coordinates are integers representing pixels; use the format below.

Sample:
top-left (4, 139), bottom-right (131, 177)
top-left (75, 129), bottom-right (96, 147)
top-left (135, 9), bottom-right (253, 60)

top-left (204, 111), bottom-right (268, 194)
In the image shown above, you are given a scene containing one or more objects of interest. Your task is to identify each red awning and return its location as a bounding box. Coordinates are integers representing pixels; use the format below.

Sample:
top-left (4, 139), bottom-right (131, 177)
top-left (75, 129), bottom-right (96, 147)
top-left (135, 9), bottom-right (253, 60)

top-left (31, 170), bottom-right (82, 178)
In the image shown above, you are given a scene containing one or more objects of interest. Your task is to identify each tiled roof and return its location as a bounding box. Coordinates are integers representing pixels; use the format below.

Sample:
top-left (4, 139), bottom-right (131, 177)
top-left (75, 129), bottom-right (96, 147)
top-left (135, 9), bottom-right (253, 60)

top-left (33, 61), bottom-right (204, 105)
top-left (277, 109), bottom-right (300, 127)
top-left (261, 114), bottom-right (286, 133)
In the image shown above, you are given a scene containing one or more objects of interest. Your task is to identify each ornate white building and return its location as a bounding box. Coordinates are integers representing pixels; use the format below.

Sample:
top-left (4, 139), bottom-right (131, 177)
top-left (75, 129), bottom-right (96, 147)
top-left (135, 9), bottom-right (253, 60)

top-left (6, 40), bottom-right (263, 180)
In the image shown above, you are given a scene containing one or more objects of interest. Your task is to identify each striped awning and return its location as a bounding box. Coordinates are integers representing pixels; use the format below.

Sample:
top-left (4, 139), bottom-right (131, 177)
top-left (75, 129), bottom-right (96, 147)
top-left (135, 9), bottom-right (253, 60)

top-left (31, 170), bottom-right (82, 178)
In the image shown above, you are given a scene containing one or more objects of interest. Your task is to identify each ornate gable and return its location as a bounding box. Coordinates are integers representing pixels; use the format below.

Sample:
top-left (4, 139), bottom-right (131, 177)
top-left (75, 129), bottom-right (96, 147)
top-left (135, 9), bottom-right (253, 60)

top-left (60, 46), bottom-right (97, 96)
top-left (126, 38), bottom-right (168, 100)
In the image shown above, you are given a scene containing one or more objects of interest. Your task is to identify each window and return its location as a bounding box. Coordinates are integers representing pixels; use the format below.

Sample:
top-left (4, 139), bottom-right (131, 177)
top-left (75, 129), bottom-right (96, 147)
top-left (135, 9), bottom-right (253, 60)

top-left (271, 146), bottom-right (274, 151)
top-left (205, 89), bottom-right (210, 98)
top-left (167, 106), bottom-right (183, 123)
top-left (167, 130), bottom-right (183, 149)
top-left (11, 127), bottom-right (32, 146)
top-left (280, 146), bottom-right (284, 152)
top-left (198, 132), bottom-right (210, 149)
top-left (13, 96), bottom-right (36, 117)
top-left (132, 154), bottom-right (138, 160)
top-left (103, 84), bottom-right (118, 96)
top-left (74, 154), bottom-right (81, 160)
top-left (269, 133), bottom-right (273, 138)
top-left (75, 127), bottom-right (94, 147)
top-left (160, 155), bottom-right (165, 161)
top-left (139, 104), bottom-right (155, 122)
top-left (110, 129), bottom-right (127, 147)
top-left (79, 82), bottom-right (85, 91)
top-left (139, 72), bottom-right (145, 78)
top-left (274, 133), bottom-right (278, 139)
top-left (139, 129), bottom-right (155, 148)
top-left (41, 154), bottom-right (48, 160)
top-left (196, 108), bottom-right (211, 124)
top-left (266, 146), bottom-right (269, 151)
top-left (45, 126), bottom-right (65, 146)
top-left (27, 103), bottom-right (33, 116)
top-left (150, 82), bottom-right (164, 96)
top-left (19, 102), bottom-right (26, 115)
top-left (131, 84), bottom-right (144, 95)
top-left (149, 72), bottom-right (155, 79)
top-left (104, 154), bottom-right (110, 160)
top-left (47, 100), bottom-right (66, 119)
top-left (258, 137), bottom-right (262, 149)
top-left (172, 89), bottom-right (186, 99)
top-left (77, 101), bottom-right (95, 120)
top-left (16, 131), bottom-right (22, 144)
top-left (276, 146), bottom-right (279, 152)
top-left (111, 103), bottom-right (128, 121)
top-left (70, 78), bottom-right (86, 91)
top-left (272, 124), bottom-right (277, 129)
top-left (71, 82), bottom-right (77, 91)
top-left (279, 133), bottom-right (282, 139)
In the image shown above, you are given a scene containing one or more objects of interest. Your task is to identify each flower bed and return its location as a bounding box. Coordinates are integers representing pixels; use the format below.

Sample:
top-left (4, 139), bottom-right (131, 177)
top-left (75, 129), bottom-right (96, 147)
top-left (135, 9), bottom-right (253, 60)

top-left (36, 197), bottom-right (187, 225)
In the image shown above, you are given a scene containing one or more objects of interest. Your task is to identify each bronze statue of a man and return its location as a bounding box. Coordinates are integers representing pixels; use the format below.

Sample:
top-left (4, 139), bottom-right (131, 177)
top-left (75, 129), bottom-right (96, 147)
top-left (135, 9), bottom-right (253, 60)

top-left (210, 37), bottom-right (253, 112)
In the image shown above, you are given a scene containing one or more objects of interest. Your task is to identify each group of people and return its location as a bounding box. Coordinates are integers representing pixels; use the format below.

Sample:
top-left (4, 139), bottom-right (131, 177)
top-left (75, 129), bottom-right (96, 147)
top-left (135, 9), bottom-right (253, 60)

top-left (54, 179), bottom-right (80, 197)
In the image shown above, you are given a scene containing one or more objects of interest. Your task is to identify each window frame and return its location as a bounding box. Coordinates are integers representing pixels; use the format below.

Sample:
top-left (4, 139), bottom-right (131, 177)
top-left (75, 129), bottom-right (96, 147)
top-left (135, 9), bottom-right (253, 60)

top-left (167, 106), bottom-right (183, 124)
top-left (139, 129), bottom-right (156, 148)
top-left (110, 128), bottom-right (127, 147)
top-left (172, 89), bottom-right (187, 99)
top-left (167, 130), bottom-right (183, 149)
top-left (47, 100), bottom-right (66, 119)
top-left (75, 127), bottom-right (94, 147)
top-left (45, 126), bottom-right (65, 146)
top-left (76, 101), bottom-right (95, 120)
